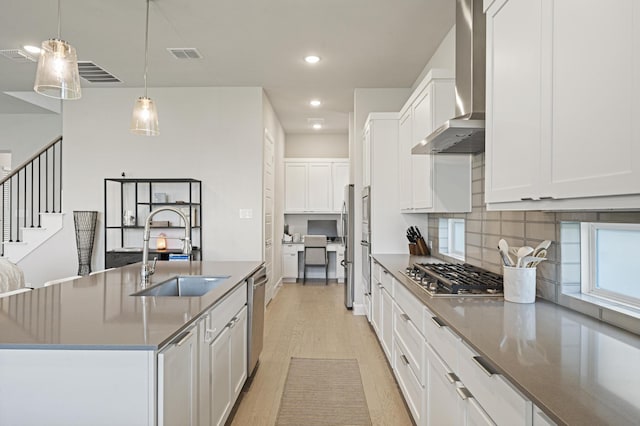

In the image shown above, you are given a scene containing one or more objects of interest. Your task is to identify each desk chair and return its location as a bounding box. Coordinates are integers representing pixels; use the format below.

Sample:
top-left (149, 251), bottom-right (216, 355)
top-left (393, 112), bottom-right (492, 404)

top-left (303, 235), bottom-right (328, 284)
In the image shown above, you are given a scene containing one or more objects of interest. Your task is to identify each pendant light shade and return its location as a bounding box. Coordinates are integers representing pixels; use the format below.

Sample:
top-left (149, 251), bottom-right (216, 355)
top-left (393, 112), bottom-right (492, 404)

top-left (131, 96), bottom-right (159, 136)
top-left (33, 1), bottom-right (82, 100)
top-left (131, 0), bottom-right (159, 136)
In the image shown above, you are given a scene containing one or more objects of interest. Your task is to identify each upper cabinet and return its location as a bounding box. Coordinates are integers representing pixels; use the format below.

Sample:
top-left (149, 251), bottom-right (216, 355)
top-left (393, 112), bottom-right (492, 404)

top-left (398, 70), bottom-right (472, 213)
top-left (485, 0), bottom-right (640, 210)
top-left (284, 159), bottom-right (349, 213)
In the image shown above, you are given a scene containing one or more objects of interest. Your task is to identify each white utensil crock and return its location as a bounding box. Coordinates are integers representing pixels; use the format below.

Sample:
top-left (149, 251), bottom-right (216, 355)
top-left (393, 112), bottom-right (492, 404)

top-left (503, 266), bottom-right (537, 303)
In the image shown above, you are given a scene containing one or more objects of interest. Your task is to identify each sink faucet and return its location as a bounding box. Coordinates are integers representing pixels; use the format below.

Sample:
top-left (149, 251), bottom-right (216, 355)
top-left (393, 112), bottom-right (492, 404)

top-left (141, 207), bottom-right (192, 284)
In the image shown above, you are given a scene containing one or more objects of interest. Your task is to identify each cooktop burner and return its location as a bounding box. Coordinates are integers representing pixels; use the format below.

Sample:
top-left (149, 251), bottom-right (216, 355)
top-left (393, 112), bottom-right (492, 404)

top-left (402, 263), bottom-right (503, 297)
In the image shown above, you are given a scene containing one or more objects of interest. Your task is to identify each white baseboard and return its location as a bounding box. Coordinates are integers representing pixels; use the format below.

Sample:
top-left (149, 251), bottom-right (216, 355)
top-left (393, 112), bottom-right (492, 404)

top-left (352, 303), bottom-right (366, 316)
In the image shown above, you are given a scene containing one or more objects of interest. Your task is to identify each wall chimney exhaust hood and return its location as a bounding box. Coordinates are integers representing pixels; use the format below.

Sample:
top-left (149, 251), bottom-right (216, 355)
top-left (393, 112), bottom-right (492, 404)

top-left (413, 0), bottom-right (486, 154)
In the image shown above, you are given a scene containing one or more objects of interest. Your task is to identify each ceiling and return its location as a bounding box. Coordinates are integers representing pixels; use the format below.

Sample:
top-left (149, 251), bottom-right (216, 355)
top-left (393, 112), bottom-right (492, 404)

top-left (0, 0), bottom-right (454, 134)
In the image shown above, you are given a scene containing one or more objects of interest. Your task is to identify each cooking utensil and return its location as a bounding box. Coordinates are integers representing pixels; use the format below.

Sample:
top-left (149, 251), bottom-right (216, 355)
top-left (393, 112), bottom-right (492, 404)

top-left (516, 246), bottom-right (534, 267)
top-left (526, 249), bottom-right (547, 267)
top-left (498, 239), bottom-right (514, 267)
top-left (521, 256), bottom-right (546, 268)
top-left (532, 240), bottom-right (552, 256)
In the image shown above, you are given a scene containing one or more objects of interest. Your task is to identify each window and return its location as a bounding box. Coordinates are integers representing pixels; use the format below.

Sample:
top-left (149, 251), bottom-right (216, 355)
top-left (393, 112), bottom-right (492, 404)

top-left (439, 218), bottom-right (465, 260)
top-left (581, 222), bottom-right (640, 309)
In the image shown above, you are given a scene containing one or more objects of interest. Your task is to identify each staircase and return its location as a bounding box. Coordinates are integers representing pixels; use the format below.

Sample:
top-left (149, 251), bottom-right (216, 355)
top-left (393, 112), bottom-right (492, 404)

top-left (1, 136), bottom-right (64, 263)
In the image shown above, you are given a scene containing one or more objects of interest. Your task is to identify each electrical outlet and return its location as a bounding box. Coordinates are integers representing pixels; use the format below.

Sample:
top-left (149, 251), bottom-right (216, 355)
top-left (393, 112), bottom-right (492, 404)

top-left (239, 209), bottom-right (253, 219)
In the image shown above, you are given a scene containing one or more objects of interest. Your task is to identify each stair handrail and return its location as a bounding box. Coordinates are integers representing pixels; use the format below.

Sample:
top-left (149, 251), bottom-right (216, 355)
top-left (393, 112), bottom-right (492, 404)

top-left (0, 136), bottom-right (62, 186)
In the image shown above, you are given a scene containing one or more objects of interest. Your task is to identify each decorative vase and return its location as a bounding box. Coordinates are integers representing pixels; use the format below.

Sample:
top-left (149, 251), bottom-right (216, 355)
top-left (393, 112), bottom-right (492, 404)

top-left (74, 211), bottom-right (98, 276)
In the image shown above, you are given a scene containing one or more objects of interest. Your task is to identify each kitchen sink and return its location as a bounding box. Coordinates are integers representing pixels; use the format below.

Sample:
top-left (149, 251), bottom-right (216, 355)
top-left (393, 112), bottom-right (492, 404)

top-left (132, 275), bottom-right (230, 297)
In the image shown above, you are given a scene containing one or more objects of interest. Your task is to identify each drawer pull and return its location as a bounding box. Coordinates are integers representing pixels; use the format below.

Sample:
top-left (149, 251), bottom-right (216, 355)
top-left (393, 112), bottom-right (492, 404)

top-left (378, 283), bottom-right (383, 289)
top-left (175, 331), bottom-right (193, 347)
top-left (400, 313), bottom-right (410, 322)
top-left (456, 386), bottom-right (473, 400)
top-left (446, 372), bottom-right (459, 384)
top-left (539, 196), bottom-right (554, 200)
top-left (520, 197), bottom-right (534, 201)
top-left (382, 270), bottom-right (389, 275)
top-left (228, 316), bottom-right (239, 328)
top-left (205, 328), bottom-right (217, 343)
top-left (400, 354), bottom-right (410, 366)
top-left (472, 356), bottom-right (498, 377)
top-left (431, 316), bottom-right (446, 328)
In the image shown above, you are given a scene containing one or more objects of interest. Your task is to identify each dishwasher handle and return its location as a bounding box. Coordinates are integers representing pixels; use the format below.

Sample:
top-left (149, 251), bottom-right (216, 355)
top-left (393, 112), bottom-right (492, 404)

top-left (250, 266), bottom-right (268, 288)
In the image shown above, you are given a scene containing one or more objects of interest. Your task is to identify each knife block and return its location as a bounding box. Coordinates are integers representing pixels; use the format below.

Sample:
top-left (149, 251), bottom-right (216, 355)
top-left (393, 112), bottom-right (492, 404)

top-left (416, 237), bottom-right (430, 256)
top-left (408, 243), bottom-right (418, 255)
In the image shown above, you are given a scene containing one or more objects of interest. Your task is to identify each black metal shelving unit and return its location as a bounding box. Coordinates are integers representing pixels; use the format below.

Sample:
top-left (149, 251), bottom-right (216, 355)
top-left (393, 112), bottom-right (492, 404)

top-left (104, 178), bottom-right (202, 268)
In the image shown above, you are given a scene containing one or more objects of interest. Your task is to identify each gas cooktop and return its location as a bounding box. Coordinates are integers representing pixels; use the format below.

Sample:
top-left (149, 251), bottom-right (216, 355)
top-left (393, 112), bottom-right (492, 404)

top-left (402, 263), bottom-right (503, 297)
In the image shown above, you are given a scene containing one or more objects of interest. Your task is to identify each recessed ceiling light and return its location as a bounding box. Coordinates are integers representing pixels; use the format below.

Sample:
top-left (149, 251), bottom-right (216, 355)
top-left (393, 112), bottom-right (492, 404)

top-left (304, 55), bottom-right (321, 64)
top-left (23, 45), bottom-right (41, 55)
top-left (310, 99), bottom-right (321, 107)
top-left (312, 123), bottom-right (322, 130)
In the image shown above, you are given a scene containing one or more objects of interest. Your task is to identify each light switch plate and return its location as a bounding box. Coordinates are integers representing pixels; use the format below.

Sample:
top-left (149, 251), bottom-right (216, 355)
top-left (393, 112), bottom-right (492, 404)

top-left (239, 209), bottom-right (253, 219)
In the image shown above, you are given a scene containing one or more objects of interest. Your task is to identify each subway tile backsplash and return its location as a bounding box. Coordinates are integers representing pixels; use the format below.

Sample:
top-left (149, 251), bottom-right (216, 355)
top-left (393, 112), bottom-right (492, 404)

top-left (429, 153), bottom-right (640, 307)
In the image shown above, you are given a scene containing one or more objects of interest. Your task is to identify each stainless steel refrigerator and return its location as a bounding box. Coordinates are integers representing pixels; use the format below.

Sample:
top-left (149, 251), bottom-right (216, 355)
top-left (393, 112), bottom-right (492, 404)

top-left (341, 184), bottom-right (355, 309)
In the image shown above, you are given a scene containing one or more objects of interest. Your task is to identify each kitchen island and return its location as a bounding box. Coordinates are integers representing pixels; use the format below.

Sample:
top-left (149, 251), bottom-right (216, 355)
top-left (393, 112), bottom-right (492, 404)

top-left (0, 260), bottom-right (262, 426)
top-left (372, 254), bottom-right (640, 426)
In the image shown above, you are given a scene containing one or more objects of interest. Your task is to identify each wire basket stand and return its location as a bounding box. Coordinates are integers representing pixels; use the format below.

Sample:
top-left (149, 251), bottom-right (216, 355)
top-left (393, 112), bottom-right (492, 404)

top-left (74, 211), bottom-right (98, 275)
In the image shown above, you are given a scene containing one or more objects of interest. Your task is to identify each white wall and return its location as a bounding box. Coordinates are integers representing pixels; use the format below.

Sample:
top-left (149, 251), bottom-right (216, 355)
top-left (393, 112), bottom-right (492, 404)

top-left (412, 25), bottom-right (456, 91)
top-left (285, 133), bottom-right (348, 158)
top-left (19, 87), bottom-right (268, 286)
top-left (0, 114), bottom-right (61, 166)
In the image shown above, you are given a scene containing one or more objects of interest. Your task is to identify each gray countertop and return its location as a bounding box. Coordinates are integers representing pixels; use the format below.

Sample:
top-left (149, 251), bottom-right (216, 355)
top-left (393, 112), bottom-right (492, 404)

top-left (372, 254), bottom-right (640, 426)
top-left (0, 261), bottom-right (262, 350)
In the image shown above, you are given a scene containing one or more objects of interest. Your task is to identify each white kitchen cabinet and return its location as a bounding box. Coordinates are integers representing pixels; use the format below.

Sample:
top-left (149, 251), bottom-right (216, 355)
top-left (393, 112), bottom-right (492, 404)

top-left (158, 327), bottom-right (198, 426)
top-left (486, 0), bottom-right (640, 210)
top-left (363, 124), bottom-right (371, 187)
top-left (365, 113), bottom-right (409, 254)
top-left (393, 340), bottom-right (425, 425)
top-left (281, 244), bottom-right (299, 281)
top-left (307, 162), bottom-right (332, 212)
top-left (457, 340), bottom-right (532, 425)
top-left (398, 70), bottom-right (471, 213)
top-left (381, 287), bottom-right (393, 361)
top-left (533, 405), bottom-right (556, 426)
top-left (332, 162), bottom-right (350, 212)
top-left (284, 159), bottom-right (349, 213)
top-left (284, 162), bottom-right (307, 212)
top-left (209, 305), bottom-right (248, 426)
top-left (425, 343), bottom-right (465, 426)
top-left (371, 277), bottom-right (382, 336)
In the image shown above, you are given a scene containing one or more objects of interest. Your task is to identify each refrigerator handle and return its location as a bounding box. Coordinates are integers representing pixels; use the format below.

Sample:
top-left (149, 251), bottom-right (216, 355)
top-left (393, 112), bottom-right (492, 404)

top-left (340, 201), bottom-right (346, 246)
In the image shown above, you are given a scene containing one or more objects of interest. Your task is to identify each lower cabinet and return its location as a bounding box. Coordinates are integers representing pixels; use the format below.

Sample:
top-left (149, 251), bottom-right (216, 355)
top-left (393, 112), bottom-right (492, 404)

top-left (393, 340), bottom-right (425, 425)
top-left (209, 305), bottom-right (248, 426)
top-left (158, 327), bottom-right (199, 425)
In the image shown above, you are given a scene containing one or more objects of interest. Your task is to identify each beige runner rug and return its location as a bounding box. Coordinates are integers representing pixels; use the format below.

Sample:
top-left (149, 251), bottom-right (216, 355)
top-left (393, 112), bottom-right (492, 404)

top-left (275, 357), bottom-right (372, 426)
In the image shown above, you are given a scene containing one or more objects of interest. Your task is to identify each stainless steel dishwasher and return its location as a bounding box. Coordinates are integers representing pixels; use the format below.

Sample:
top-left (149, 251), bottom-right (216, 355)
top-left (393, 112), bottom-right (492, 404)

top-left (247, 265), bottom-right (267, 381)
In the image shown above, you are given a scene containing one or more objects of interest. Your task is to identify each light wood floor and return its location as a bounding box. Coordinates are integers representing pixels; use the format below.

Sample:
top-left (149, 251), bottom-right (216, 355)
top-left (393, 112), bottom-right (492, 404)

top-left (230, 282), bottom-right (413, 426)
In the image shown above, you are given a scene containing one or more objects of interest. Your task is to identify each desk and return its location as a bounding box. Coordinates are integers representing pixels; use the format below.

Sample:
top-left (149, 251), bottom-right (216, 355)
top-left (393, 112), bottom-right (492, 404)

top-left (282, 242), bottom-right (345, 282)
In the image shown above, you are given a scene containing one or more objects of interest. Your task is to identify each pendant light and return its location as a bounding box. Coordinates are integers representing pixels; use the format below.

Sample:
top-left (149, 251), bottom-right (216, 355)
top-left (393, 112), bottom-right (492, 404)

top-left (131, 0), bottom-right (159, 136)
top-left (33, 0), bottom-right (82, 100)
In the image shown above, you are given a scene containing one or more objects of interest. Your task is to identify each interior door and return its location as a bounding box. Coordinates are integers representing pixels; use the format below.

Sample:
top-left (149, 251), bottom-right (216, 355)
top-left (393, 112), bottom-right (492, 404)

top-left (263, 131), bottom-right (275, 302)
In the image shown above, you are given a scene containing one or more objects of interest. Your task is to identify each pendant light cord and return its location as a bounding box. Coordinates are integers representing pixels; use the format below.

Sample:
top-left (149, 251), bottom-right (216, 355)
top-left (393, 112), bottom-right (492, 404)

top-left (144, 0), bottom-right (150, 98)
top-left (57, 0), bottom-right (62, 39)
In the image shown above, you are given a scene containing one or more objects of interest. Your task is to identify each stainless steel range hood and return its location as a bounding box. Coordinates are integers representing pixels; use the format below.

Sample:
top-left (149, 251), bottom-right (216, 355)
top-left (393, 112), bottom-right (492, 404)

top-left (413, 0), bottom-right (486, 154)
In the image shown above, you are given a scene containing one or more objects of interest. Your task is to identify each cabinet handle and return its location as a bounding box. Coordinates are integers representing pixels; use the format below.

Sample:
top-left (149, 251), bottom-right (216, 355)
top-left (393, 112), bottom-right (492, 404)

top-left (228, 316), bottom-right (239, 328)
top-left (520, 197), bottom-right (534, 201)
top-left (539, 196), bottom-right (554, 200)
top-left (446, 372), bottom-right (459, 384)
top-left (456, 387), bottom-right (473, 400)
top-left (431, 316), bottom-right (446, 328)
top-left (205, 328), bottom-right (217, 343)
top-left (175, 331), bottom-right (193, 347)
top-left (378, 283), bottom-right (383, 289)
top-left (472, 356), bottom-right (498, 377)
top-left (382, 270), bottom-right (389, 275)
top-left (400, 313), bottom-right (410, 322)
top-left (400, 354), bottom-right (410, 366)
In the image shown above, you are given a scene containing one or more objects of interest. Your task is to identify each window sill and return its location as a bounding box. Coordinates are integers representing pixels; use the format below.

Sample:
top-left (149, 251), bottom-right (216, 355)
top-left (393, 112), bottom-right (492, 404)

top-left (440, 252), bottom-right (465, 263)
top-left (560, 291), bottom-right (640, 335)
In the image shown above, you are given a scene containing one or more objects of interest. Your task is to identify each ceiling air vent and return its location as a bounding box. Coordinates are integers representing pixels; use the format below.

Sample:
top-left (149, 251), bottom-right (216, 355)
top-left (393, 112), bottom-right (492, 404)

top-left (0, 49), bottom-right (36, 63)
top-left (167, 48), bottom-right (202, 59)
top-left (77, 61), bottom-right (121, 83)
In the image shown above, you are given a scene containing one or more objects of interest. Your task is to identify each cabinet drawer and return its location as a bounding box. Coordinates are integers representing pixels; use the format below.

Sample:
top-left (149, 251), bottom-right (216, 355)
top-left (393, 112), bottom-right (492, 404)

top-left (533, 405), bottom-right (556, 426)
top-left (372, 261), bottom-right (382, 283)
top-left (393, 340), bottom-right (424, 425)
top-left (380, 268), bottom-right (394, 291)
top-left (282, 244), bottom-right (299, 254)
top-left (207, 282), bottom-right (247, 341)
top-left (393, 301), bottom-right (425, 385)
top-left (458, 340), bottom-right (532, 426)
top-left (394, 282), bottom-right (423, 332)
top-left (424, 307), bottom-right (460, 370)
